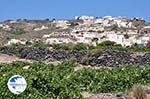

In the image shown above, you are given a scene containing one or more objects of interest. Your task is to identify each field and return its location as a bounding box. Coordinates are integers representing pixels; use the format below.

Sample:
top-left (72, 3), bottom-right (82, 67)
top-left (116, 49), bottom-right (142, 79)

top-left (1, 61), bottom-right (150, 99)
top-left (0, 41), bottom-right (150, 98)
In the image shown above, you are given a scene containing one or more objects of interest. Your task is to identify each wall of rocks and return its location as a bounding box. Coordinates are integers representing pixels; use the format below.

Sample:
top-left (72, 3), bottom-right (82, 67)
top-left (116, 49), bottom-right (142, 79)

top-left (0, 47), bottom-right (150, 67)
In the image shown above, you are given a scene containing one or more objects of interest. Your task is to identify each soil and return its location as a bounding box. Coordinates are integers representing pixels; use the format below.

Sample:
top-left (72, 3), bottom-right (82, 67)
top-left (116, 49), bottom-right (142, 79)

top-left (0, 53), bottom-right (31, 63)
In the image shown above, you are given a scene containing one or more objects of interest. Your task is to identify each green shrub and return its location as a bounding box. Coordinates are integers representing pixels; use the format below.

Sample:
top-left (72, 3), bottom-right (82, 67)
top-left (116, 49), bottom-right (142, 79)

top-left (94, 40), bottom-right (128, 51)
top-left (32, 41), bottom-right (49, 48)
top-left (72, 43), bottom-right (87, 51)
top-left (130, 46), bottom-right (150, 52)
top-left (97, 40), bottom-right (116, 47)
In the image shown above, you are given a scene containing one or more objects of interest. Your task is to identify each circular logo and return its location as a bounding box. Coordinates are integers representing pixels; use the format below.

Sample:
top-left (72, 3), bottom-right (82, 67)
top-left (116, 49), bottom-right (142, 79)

top-left (7, 75), bottom-right (27, 94)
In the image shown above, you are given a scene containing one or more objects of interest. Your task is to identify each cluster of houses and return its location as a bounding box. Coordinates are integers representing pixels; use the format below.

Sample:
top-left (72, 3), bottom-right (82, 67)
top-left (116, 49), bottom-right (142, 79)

top-left (52, 20), bottom-right (71, 29)
top-left (6, 39), bottom-right (33, 46)
top-left (42, 16), bottom-right (150, 47)
top-left (33, 25), bottom-right (49, 31)
top-left (42, 31), bottom-right (150, 47)
top-left (0, 24), bottom-right (11, 31)
top-left (4, 16), bottom-right (150, 47)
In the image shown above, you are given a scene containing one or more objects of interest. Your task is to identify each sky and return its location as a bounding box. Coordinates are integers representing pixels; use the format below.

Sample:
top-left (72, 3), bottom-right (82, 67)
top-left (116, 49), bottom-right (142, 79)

top-left (0, 0), bottom-right (149, 21)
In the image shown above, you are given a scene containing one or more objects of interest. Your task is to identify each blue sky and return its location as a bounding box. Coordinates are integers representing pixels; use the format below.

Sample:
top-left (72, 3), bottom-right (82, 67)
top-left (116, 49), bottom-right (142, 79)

top-left (0, 0), bottom-right (149, 21)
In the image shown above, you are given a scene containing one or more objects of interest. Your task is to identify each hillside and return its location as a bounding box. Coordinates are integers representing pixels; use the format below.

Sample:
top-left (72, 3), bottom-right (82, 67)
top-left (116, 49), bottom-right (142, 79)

top-left (0, 16), bottom-right (150, 99)
top-left (0, 16), bottom-right (149, 47)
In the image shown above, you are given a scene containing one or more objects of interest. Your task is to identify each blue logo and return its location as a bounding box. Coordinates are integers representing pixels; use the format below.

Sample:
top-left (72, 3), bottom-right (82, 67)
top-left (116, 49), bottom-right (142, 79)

top-left (7, 75), bottom-right (27, 94)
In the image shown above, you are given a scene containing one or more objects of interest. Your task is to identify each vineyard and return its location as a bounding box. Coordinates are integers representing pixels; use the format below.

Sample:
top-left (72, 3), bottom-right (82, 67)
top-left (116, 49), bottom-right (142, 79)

top-left (1, 61), bottom-right (150, 99)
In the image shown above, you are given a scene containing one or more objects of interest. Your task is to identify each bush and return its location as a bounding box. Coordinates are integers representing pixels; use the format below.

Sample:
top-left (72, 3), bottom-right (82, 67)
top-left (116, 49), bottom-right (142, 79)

top-left (130, 46), bottom-right (150, 52)
top-left (72, 43), bottom-right (87, 51)
top-left (97, 40), bottom-right (116, 47)
top-left (51, 43), bottom-right (90, 51)
top-left (95, 40), bottom-right (128, 51)
top-left (32, 41), bottom-right (49, 48)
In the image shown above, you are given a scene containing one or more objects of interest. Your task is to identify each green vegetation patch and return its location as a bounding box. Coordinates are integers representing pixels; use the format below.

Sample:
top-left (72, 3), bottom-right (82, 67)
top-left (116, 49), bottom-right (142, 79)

top-left (0, 61), bottom-right (150, 98)
top-left (11, 28), bottom-right (26, 35)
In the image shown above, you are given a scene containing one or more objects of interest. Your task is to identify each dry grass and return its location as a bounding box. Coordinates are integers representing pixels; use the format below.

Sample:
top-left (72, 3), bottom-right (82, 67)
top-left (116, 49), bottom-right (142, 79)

top-left (130, 84), bottom-right (147, 99)
top-left (0, 53), bottom-right (32, 63)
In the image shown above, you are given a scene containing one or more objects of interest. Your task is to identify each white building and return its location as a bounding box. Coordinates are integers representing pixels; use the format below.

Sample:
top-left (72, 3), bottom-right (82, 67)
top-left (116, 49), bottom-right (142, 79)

top-left (43, 34), bottom-right (51, 38)
top-left (127, 30), bottom-right (138, 35)
top-left (143, 26), bottom-right (150, 29)
top-left (123, 36), bottom-right (150, 47)
top-left (75, 16), bottom-right (94, 20)
top-left (34, 25), bottom-right (48, 31)
top-left (53, 20), bottom-right (71, 29)
top-left (76, 37), bottom-right (92, 44)
top-left (127, 22), bottom-right (134, 28)
top-left (6, 39), bottom-right (27, 45)
top-left (103, 16), bottom-right (114, 20)
top-left (45, 37), bottom-right (73, 44)
top-left (107, 33), bottom-right (125, 46)
top-left (94, 18), bottom-right (104, 24)
top-left (0, 24), bottom-right (11, 31)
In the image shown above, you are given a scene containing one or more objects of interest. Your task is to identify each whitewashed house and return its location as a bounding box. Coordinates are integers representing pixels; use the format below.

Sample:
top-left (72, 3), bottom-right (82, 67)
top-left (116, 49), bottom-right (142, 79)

top-left (143, 26), bottom-right (150, 29)
top-left (7, 39), bottom-right (20, 45)
top-left (34, 25), bottom-right (48, 31)
top-left (53, 20), bottom-right (71, 29)
top-left (140, 36), bottom-right (150, 45)
top-left (43, 34), bottom-right (51, 38)
top-left (127, 30), bottom-right (138, 35)
top-left (75, 16), bottom-right (94, 20)
top-left (102, 20), bottom-right (110, 27)
top-left (127, 22), bottom-right (134, 28)
top-left (9, 20), bottom-right (17, 23)
top-left (123, 39), bottom-right (133, 47)
top-left (70, 32), bottom-right (97, 45)
top-left (94, 18), bottom-right (103, 24)
top-left (103, 16), bottom-right (114, 20)
top-left (0, 24), bottom-right (11, 31)
top-left (77, 38), bottom-right (92, 44)
top-left (45, 37), bottom-right (73, 44)
top-left (106, 33), bottom-right (125, 46)
top-left (6, 39), bottom-right (27, 45)
top-left (123, 36), bottom-right (149, 47)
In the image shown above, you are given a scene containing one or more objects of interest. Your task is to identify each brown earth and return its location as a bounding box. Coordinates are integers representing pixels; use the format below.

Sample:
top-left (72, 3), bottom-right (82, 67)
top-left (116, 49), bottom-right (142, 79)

top-left (81, 92), bottom-right (116, 99)
top-left (0, 53), bottom-right (31, 63)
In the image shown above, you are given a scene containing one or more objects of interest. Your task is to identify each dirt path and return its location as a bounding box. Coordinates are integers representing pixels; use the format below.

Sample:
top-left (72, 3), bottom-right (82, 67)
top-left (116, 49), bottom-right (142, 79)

top-left (81, 92), bottom-right (116, 99)
top-left (0, 53), bottom-right (31, 63)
